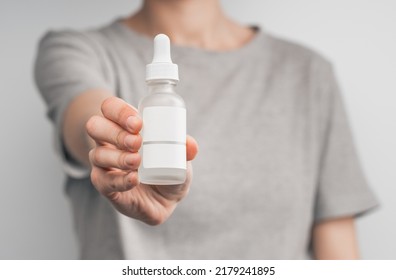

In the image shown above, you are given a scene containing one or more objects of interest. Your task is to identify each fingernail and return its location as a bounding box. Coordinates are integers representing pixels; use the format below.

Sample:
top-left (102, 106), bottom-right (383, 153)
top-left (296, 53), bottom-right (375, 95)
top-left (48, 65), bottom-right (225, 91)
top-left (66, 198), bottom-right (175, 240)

top-left (126, 116), bottom-right (139, 132)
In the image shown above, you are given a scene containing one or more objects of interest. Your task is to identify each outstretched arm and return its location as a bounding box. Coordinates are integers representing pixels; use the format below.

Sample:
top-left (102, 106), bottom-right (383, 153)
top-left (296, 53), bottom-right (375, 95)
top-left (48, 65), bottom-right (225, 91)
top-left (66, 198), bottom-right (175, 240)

top-left (63, 89), bottom-right (110, 167)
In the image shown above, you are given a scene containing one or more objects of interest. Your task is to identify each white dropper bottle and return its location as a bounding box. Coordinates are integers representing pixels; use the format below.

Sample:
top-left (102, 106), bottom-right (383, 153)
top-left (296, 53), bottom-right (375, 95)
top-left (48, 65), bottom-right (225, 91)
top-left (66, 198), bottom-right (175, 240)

top-left (138, 34), bottom-right (187, 185)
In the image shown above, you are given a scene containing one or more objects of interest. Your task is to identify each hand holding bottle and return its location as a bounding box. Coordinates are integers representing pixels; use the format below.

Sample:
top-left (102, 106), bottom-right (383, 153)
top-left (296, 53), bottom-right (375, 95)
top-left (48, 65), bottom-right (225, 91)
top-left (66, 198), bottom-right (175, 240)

top-left (86, 96), bottom-right (198, 225)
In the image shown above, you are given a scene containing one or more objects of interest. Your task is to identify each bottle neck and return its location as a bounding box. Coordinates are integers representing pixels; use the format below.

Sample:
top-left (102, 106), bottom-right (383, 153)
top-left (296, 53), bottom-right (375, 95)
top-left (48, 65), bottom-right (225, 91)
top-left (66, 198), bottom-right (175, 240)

top-left (146, 79), bottom-right (177, 94)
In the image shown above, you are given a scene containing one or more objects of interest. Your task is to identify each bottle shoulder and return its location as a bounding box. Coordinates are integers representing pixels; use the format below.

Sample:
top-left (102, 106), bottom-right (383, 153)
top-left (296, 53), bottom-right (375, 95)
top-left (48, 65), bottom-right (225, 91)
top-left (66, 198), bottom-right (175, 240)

top-left (139, 92), bottom-right (185, 110)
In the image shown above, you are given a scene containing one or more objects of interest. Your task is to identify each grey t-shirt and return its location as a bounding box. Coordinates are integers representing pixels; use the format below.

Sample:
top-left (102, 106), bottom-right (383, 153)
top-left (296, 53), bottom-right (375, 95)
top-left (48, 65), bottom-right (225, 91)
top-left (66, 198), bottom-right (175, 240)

top-left (34, 19), bottom-right (378, 259)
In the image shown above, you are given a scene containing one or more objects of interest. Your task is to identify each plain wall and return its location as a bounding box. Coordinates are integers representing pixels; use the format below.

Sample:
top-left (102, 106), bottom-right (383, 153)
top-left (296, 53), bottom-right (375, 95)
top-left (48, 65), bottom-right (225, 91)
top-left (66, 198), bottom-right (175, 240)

top-left (0, 0), bottom-right (394, 259)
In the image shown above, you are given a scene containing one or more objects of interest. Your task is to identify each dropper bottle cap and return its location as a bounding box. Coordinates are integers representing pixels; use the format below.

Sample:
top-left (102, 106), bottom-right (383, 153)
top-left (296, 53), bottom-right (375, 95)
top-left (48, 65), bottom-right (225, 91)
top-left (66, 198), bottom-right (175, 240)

top-left (146, 34), bottom-right (179, 82)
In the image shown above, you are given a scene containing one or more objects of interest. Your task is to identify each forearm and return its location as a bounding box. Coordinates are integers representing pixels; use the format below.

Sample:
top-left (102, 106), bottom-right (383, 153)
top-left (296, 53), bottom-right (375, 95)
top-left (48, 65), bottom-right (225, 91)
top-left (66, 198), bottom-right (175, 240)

top-left (62, 89), bottom-right (112, 167)
top-left (313, 216), bottom-right (360, 259)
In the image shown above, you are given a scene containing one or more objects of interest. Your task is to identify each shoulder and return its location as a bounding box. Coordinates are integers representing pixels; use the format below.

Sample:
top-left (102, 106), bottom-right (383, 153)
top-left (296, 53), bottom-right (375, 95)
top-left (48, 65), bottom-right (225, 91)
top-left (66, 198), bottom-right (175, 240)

top-left (36, 22), bottom-right (115, 57)
top-left (260, 32), bottom-right (340, 115)
top-left (264, 32), bottom-right (334, 79)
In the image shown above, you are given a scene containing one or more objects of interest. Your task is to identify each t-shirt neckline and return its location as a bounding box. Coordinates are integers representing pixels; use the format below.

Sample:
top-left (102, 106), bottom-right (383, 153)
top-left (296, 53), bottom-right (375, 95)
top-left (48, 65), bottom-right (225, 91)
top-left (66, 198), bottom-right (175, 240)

top-left (112, 18), bottom-right (268, 59)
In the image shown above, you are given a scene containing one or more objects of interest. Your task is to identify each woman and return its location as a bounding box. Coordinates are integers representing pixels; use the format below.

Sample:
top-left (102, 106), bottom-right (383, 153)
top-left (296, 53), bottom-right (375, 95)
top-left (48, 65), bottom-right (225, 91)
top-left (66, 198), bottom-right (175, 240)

top-left (35, 0), bottom-right (377, 259)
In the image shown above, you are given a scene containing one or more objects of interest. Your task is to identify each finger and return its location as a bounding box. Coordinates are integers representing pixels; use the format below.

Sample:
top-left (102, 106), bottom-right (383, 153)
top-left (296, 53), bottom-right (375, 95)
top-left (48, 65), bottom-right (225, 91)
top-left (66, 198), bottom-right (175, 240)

top-left (101, 96), bottom-right (142, 134)
top-left (90, 166), bottom-right (139, 195)
top-left (186, 135), bottom-right (198, 161)
top-left (89, 146), bottom-right (141, 170)
top-left (86, 115), bottom-right (142, 151)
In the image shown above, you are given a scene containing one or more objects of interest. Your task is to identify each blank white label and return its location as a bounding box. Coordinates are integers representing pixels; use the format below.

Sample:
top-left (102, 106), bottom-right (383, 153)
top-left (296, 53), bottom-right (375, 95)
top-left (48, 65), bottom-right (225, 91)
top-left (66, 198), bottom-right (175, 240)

top-left (142, 106), bottom-right (186, 142)
top-left (142, 106), bottom-right (186, 169)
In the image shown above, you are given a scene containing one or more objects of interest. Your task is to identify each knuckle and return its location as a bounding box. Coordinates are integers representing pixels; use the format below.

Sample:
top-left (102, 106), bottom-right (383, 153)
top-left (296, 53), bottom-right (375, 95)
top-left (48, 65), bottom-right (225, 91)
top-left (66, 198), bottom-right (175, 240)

top-left (114, 129), bottom-right (125, 148)
top-left (118, 152), bottom-right (128, 169)
top-left (108, 180), bottom-right (118, 192)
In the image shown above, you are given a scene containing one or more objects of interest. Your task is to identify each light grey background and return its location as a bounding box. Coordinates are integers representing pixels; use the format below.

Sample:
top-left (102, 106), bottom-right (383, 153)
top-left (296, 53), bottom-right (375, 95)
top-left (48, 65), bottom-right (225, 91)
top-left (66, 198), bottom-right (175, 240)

top-left (0, 0), bottom-right (395, 259)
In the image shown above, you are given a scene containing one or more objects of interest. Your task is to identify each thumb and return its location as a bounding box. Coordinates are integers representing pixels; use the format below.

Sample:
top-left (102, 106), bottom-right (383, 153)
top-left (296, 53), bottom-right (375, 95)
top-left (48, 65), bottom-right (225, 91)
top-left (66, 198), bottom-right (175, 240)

top-left (186, 135), bottom-right (198, 161)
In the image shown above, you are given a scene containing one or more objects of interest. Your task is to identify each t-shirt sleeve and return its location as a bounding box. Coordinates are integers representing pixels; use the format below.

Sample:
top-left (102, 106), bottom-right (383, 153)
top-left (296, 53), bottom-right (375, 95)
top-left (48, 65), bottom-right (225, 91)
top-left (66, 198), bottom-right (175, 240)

top-left (314, 63), bottom-right (379, 222)
top-left (34, 30), bottom-right (112, 178)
